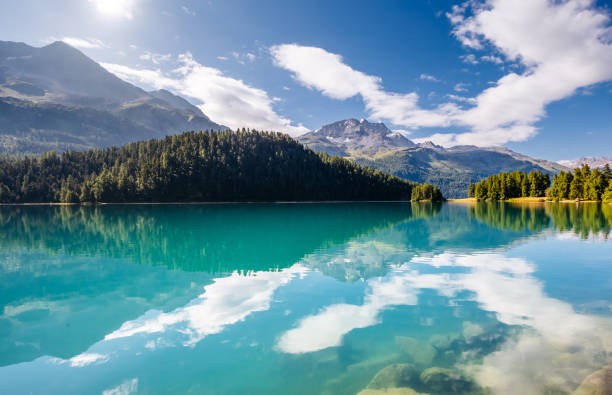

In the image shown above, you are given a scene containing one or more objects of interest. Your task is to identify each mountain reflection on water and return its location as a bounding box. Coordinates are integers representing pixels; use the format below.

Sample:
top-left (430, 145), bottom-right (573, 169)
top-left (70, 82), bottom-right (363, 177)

top-left (0, 202), bottom-right (611, 395)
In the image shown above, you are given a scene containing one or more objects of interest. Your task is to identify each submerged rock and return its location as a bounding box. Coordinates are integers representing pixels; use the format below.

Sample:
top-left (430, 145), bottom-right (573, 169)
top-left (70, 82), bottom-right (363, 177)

top-left (419, 367), bottom-right (474, 394)
top-left (367, 364), bottom-right (419, 389)
top-left (573, 366), bottom-right (612, 395)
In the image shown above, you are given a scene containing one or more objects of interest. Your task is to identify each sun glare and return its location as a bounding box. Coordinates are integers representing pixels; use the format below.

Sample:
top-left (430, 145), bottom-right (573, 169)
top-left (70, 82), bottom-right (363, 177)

top-left (89, 0), bottom-right (135, 19)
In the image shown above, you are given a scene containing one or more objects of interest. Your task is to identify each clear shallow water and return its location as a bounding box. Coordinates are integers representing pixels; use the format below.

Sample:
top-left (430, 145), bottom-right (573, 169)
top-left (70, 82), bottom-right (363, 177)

top-left (0, 202), bottom-right (611, 395)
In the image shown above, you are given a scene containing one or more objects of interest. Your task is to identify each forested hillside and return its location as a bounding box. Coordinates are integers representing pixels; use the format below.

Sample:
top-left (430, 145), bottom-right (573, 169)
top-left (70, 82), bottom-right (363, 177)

top-left (0, 130), bottom-right (442, 203)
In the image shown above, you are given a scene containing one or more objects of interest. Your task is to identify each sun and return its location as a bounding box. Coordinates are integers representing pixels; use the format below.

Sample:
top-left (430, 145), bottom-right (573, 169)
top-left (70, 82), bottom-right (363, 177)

top-left (89, 0), bottom-right (135, 19)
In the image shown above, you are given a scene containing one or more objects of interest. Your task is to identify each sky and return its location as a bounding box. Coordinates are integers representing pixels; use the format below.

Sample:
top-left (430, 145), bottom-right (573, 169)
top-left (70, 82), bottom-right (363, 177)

top-left (1, 0), bottom-right (612, 161)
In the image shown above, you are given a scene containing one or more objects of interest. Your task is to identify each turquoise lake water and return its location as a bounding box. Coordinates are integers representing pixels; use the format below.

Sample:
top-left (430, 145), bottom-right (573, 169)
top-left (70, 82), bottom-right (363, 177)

top-left (0, 202), bottom-right (611, 394)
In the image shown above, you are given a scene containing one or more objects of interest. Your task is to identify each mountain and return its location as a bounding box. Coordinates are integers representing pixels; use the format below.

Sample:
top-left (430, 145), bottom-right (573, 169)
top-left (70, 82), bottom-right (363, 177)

top-left (299, 119), bottom-right (569, 198)
top-left (298, 118), bottom-right (416, 156)
top-left (557, 157), bottom-right (612, 170)
top-left (0, 40), bottom-right (225, 154)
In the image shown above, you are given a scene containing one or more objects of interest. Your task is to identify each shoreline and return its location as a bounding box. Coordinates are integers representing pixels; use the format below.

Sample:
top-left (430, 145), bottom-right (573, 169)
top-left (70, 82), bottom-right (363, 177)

top-left (0, 200), bottom-right (438, 206)
top-left (448, 197), bottom-right (608, 204)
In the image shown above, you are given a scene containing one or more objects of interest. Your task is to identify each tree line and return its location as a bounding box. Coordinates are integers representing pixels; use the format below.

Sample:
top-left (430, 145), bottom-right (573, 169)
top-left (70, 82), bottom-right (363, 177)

top-left (468, 170), bottom-right (550, 200)
top-left (0, 130), bottom-right (444, 203)
top-left (549, 164), bottom-right (612, 201)
top-left (467, 164), bottom-right (612, 202)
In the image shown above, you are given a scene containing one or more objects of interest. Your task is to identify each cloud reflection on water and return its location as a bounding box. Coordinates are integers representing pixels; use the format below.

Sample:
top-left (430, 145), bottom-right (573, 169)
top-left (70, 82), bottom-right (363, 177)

top-left (105, 265), bottom-right (308, 346)
top-left (277, 249), bottom-right (612, 393)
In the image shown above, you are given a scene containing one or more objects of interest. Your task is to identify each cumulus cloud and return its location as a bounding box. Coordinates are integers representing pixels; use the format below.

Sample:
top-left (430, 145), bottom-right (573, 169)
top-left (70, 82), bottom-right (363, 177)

top-left (270, 44), bottom-right (460, 129)
top-left (481, 55), bottom-right (503, 64)
top-left (460, 53), bottom-right (479, 65)
top-left (139, 51), bottom-right (171, 64)
top-left (454, 82), bottom-right (469, 92)
top-left (102, 378), bottom-right (139, 395)
top-left (271, 0), bottom-right (612, 146)
top-left (446, 94), bottom-right (477, 105)
top-left (69, 353), bottom-right (109, 367)
top-left (105, 265), bottom-right (307, 346)
top-left (276, 270), bottom-right (421, 354)
top-left (102, 53), bottom-right (308, 135)
top-left (419, 73), bottom-right (442, 82)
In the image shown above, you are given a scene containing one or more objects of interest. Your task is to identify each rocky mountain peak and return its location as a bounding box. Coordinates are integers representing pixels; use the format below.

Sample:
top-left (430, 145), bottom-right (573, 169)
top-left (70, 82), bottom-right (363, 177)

top-left (299, 118), bottom-right (416, 155)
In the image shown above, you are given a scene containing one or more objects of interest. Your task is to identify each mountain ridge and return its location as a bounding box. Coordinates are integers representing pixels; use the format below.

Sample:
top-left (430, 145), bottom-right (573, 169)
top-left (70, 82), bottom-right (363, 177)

top-left (557, 157), bottom-right (612, 169)
top-left (0, 40), bottom-right (226, 154)
top-left (299, 119), bottom-right (569, 198)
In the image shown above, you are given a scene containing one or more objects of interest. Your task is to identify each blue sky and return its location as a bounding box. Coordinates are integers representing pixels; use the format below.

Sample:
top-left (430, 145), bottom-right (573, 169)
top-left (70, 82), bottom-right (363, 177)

top-left (1, 0), bottom-right (611, 161)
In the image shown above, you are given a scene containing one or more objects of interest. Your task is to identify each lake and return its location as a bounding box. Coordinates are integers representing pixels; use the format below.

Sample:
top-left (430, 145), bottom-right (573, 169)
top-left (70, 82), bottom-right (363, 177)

top-left (0, 202), bottom-right (611, 395)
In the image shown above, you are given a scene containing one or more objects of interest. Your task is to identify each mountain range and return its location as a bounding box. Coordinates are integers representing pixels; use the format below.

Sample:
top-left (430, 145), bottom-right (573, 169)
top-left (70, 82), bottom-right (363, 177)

top-left (298, 119), bottom-right (568, 198)
top-left (557, 157), bottom-right (612, 170)
top-left (0, 40), bottom-right (224, 154)
top-left (1, 40), bottom-right (573, 198)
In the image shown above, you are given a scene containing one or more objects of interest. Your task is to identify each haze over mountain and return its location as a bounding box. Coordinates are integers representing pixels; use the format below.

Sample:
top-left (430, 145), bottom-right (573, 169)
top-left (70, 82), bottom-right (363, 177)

top-left (299, 119), bottom-right (568, 198)
top-left (0, 40), bottom-right (225, 154)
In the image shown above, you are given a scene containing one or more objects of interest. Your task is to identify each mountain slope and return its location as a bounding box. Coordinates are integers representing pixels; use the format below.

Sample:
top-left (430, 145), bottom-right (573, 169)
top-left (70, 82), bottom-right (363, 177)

top-left (300, 119), bottom-right (568, 198)
top-left (0, 41), bottom-right (225, 154)
top-left (355, 146), bottom-right (560, 198)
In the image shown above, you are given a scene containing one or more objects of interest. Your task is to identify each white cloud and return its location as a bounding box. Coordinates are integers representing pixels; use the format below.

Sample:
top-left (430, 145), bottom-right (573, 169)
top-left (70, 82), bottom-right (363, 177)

top-left (245, 53), bottom-right (256, 62)
top-left (102, 53), bottom-right (308, 135)
top-left (277, 269), bottom-right (422, 354)
top-left (270, 44), bottom-right (461, 129)
top-left (446, 0), bottom-right (612, 144)
top-left (446, 93), bottom-right (477, 104)
top-left (89, 0), bottom-right (135, 19)
top-left (271, 1), bottom-right (612, 147)
top-left (181, 5), bottom-right (196, 16)
top-left (69, 353), bottom-right (109, 367)
top-left (49, 352), bottom-right (110, 368)
top-left (105, 265), bottom-right (307, 346)
top-left (47, 36), bottom-right (106, 49)
top-left (460, 53), bottom-right (479, 65)
top-left (419, 73), bottom-right (442, 82)
top-left (139, 51), bottom-right (171, 65)
top-left (454, 82), bottom-right (469, 92)
top-left (102, 378), bottom-right (139, 395)
top-left (481, 55), bottom-right (503, 64)
top-left (217, 56), bottom-right (228, 61)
